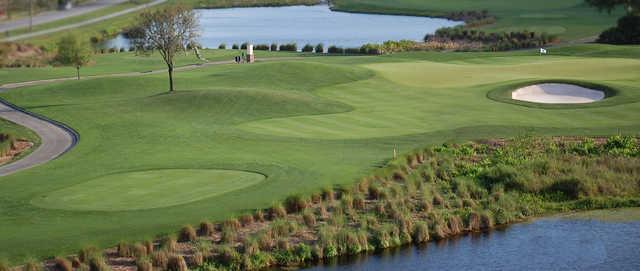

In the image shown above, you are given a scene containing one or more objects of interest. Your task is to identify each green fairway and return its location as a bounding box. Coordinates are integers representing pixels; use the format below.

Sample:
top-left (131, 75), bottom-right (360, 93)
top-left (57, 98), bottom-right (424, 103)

top-left (331, 0), bottom-right (623, 41)
top-left (0, 49), bottom-right (303, 85)
top-left (0, 44), bottom-right (638, 262)
top-left (32, 169), bottom-right (266, 211)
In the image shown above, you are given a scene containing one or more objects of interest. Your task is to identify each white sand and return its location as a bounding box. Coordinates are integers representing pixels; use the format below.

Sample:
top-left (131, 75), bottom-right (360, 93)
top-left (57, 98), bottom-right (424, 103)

top-left (511, 83), bottom-right (605, 104)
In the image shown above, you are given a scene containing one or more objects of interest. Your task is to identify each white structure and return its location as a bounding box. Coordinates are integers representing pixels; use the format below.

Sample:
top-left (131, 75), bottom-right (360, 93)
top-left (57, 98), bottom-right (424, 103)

top-left (247, 44), bottom-right (255, 63)
top-left (540, 48), bottom-right (548, 55)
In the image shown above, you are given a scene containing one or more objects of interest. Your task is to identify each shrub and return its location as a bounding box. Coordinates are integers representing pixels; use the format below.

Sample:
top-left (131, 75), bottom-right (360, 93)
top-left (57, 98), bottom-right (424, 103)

top-left (223, 219), bottom-right (241, 231)
top-left (78, 246), bottom-right (101, 263)
top-left (218, 43), bottom-right (226, 49)
top-left (413, 222), bottom-right (430, 243)
top-left (448, 215), bottom-right (463, 235)
top-left (216, 245), bottom-right (241, 266)
top-left (270, 43), bottom-right (278, 51)
top-left (327, 46), bottom-right (343, 54)
top-left (322, 187), bottom-right (335, 202)
top-left (270, 202), bottom-right (287, 219)
top-left (344, 47), bottom-right (361, 54)
top-left (353, 194), bottom-right (366, 210)
top-left (480, 213), bottom-right (494, 230)
top-left (143, 240), bottom-right (154, 254)
top-left (179, 225), bottom-right (197, 242)
top-left (302, 210), bottom-right (316, 227)
top-left (254, 44), bottom-right (269, 51)
top-left (152, 251), bottom-right (169, 270)
top-left (167, 254), bottom-right (187, 271)
top-left (285, 195), bottom-right (309, 213)
top-left (24, 260), bottom-right (42, 271)
top-left (192, 251), bottom-right (205, 267)
top-left (257, 231), bottom-right (274, 250)
top-left (160, 236), bottom-right (177, 252)
top-left (597, 15), bottom-right (640, 45)
top-left (221, 227), bottom-right (237, 244)
top-left (315, 43), bottom-right (324, 53)
top-left (232, 44), bottom-right (239, 49)
top-left (276, 238), bottom-right (291, 250)
top-left (135, 257), bottom-right (152, 271)
top-left (278, 43), bottom-right (297, 51)
top-left (240, 214), bottom-right (255, 226)
top-left (132, 243), bottom-right (148, 258)
top-left (254, 209), bottom-right (265, 222)
top-left (54, 257), bottom-right (73, 271)
top-left (302, 44), bottom-right (314, 52)
top-left (88, 256), bottom-right (109, 271)
top-left (117, 241), bottom-right (133, 257)
top-left (199, 220), bottom-right (215, 236)
top-left (240, 42), bottom-right (248, 50)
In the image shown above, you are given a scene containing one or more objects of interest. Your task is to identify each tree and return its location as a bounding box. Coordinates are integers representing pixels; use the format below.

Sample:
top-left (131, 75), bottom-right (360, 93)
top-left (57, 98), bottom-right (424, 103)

top-left (586, 0), bottom-right (640, 44)
top-left (55, 34), bottom-right (92, 80)
top-left (131, 5), bottom-right (199, 93)
top-left (585, 0), bottom-right (640, 15)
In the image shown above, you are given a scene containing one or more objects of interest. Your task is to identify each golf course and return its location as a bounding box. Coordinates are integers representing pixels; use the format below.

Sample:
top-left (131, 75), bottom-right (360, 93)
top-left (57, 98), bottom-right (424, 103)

top-left (0, 43), bottom-right (638, 261)
top-left (0, 0), bottom-right (639, 269)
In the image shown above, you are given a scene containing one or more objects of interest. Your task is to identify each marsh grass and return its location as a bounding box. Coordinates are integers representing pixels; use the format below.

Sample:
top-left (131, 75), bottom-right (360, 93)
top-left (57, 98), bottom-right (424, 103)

top-left (179, 225), bottom-right (197, 242)
top-left (20, 136), bottom-right (640, 271)
top-left (159, 236), bottom-right (177, 252)
top-left (53, 258), bottom-right (72, 271)
top-left (199, 221), bottom-right (215, 237)
top-left (20, 259), bottom-right (40, 271)
top-left (166, 254), bottom-right (187, 271)
top-left (151, 251), bottom-right (168, 270)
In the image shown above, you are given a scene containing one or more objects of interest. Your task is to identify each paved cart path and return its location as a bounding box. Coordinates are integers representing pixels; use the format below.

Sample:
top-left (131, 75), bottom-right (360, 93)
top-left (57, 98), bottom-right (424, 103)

top-left (1, 0), bottom-right (166, 42)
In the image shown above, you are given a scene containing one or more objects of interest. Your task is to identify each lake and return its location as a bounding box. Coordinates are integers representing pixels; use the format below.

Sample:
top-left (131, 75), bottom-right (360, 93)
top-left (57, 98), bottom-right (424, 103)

top-left (298, 209), bottom-right (640, 271)
top-left (98, 5), bottom-right (461, 50)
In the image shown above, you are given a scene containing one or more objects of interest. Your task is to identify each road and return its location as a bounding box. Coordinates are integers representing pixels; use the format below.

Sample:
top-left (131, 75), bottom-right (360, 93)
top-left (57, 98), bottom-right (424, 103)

top-left (1, 0), bottom-right (166, 42)
top-left (0, 0), bottom-right (128, 33)
top-left (0, 99), bottom-right (77, 177)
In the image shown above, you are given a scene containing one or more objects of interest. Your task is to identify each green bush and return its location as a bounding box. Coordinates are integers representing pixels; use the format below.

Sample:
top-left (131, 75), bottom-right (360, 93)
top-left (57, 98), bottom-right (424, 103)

top-left (314, 43), bottom-right (324, 53)
top-left (302, 44), bottom-right (314, 52)
top-left (278, 43), bottom-right (297, 51)
top-left (218, 43), bottom-right (226, 49)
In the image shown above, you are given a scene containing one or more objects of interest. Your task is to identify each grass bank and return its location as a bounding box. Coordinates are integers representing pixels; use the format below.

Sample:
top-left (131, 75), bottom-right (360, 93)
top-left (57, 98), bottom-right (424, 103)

top-left (331, 0), bottom-right (623, 41)
top-left (21, 136), bottom-right (640, 270)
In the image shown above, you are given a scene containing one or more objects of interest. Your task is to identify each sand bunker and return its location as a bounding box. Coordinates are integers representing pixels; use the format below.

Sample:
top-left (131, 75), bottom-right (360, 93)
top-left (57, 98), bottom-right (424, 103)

top-left (512, 83), bottom-right (605, 104)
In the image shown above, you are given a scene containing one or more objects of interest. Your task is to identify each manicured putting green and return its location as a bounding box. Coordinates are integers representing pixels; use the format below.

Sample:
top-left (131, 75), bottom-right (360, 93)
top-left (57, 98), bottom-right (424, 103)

top-left (32, 169), bottom-right (266, 211)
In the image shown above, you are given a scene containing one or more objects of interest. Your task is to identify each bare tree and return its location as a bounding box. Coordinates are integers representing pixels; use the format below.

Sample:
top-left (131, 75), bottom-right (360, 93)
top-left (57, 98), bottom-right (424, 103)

top-left (131, 5), bottom-right (199, 93)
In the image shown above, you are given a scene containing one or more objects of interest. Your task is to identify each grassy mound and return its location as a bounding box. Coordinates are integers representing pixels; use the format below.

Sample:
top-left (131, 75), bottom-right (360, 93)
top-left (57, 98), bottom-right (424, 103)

top-left (32, 169), bottom-right (266, 211)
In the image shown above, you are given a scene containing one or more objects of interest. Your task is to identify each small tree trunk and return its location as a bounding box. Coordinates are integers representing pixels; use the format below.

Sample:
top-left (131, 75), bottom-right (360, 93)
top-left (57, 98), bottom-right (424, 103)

top-left (168, 66), bottom-right (174, 93)
top-left (76, 66), bottom-right (80, 80)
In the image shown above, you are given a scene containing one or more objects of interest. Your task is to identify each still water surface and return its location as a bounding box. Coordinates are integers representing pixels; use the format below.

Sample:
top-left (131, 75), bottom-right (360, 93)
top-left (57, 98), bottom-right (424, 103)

top-left (301, 209), bottom-right (640, 271)
top-left (99, 5), bottom-right (460, 49)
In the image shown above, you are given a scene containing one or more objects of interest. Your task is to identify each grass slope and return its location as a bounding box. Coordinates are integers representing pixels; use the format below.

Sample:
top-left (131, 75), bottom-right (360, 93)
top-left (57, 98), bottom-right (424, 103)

top-left (0, 44), bottom-right (638, 262)
top-left (0, 49), bottom-right (303, 85)
top-left (331, 0), bottom-right (623, 41)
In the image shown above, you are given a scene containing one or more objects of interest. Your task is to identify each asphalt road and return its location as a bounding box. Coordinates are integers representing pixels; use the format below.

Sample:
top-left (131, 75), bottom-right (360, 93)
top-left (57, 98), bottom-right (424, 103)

top-left (0, 0), bottom-right (128, 33)
top-left (0, 99), bottom-right (77, 177)
top-left (1, 0), bottom-right (166, 42)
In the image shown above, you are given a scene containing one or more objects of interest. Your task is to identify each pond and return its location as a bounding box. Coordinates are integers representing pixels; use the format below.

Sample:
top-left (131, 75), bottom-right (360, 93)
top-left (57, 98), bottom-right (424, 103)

top-left (97, 5), bottom-right (461, 50)
top-left (298, 208), bottom-right (640, 271)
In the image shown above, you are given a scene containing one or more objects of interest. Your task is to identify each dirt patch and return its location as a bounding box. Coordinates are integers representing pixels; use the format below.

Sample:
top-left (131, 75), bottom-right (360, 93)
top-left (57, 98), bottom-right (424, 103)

top-left (0, 139), bottom-right (34, 165)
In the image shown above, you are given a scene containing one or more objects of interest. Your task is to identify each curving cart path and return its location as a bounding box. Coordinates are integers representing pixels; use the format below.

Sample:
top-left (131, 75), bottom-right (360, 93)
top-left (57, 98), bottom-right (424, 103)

top-left (0, 98), bottom-right (78, 176)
